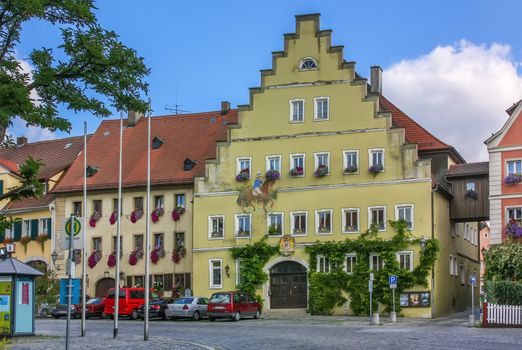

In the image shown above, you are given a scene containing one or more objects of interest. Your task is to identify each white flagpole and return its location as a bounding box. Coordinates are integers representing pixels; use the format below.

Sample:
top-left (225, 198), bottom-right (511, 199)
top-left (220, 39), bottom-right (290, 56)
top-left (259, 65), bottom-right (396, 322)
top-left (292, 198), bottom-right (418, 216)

top-left (114, 112), bottom-right (123, 338)
top-left (144, 103), bottom-right (151, 341)
top-left (81, 121), bottom-right (87, 336)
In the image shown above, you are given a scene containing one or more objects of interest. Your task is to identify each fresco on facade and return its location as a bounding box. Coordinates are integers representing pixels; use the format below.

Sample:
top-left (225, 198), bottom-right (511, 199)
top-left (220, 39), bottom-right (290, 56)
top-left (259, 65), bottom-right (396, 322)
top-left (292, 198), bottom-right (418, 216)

top-left (236, 171), bottom-right (277, 213)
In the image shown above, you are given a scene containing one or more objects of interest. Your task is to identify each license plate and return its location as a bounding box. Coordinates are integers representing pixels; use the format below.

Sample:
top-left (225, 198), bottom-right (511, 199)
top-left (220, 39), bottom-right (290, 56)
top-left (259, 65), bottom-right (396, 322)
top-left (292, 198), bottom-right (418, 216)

top-left (214, 306), bottom-right (225, 310)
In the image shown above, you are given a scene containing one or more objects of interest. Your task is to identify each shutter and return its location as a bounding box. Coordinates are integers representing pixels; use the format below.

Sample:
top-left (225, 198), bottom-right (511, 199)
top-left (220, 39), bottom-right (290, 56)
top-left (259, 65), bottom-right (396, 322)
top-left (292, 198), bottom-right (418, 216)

top-left (13, 221), bottom-right (22, 241)
top-left (184, 273), bottom-right (191, 290)
top-left (31, 219), bottom-right (39, 239)
top-left (47, 218), bottom-right (52, 238)
top-left (164, 274), bottom-right (173, 291)
top-left (0, 180), bottom-right (3, 195)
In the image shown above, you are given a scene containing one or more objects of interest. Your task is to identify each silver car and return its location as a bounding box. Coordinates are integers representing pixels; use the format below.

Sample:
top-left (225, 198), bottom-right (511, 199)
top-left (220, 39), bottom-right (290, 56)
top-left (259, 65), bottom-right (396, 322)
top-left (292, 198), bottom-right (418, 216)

top-left (165, 297), bottom-right (209, 321)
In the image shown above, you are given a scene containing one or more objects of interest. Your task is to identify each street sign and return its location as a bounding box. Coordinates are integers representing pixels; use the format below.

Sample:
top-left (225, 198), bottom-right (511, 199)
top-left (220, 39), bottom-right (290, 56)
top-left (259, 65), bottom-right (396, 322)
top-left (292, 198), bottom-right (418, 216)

top-left (368, 280), bottom-right (373, 292)
top-left (61, 217), bottom-right (84, 249)
top-left (469, 275), bottom-right (476, 285)
top-left (369, 272), bottom-right (374, 281)
top-left (389, 275), bottom-right (398, 289)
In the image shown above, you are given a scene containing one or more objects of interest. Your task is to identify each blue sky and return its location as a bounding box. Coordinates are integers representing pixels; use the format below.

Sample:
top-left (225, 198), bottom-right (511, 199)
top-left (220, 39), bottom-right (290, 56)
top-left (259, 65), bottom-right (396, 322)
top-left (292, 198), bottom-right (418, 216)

top-left (16, 0), bottom-right (522, 161)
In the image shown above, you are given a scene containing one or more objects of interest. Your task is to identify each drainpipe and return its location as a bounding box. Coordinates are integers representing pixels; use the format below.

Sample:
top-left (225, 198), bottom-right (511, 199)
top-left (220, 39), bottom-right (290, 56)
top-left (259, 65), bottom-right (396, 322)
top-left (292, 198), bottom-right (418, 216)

top-left (431, 188), bottom-right (435, 318)
top-left (49, 201), bottom-right (56, 264)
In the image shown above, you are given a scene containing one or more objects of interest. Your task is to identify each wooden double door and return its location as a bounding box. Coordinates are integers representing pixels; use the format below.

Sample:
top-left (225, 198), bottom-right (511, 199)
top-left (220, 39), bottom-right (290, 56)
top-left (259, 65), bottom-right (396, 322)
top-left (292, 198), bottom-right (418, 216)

top-left (270, 261), bottom-right (307, 309)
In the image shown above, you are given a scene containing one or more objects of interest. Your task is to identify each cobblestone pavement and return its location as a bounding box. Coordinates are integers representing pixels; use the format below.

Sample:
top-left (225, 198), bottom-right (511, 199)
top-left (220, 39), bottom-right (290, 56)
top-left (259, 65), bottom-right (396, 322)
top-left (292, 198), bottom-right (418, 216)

top-left (9, 314), bottom-right (522, 350)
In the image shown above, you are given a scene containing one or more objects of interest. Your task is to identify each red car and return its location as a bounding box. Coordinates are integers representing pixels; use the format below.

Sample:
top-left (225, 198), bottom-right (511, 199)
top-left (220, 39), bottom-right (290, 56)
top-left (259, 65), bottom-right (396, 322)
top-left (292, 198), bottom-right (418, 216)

top-left (75, 298), bottom-right (106, 318)
top-left (207, 291), bottom-right (261, 321)
top-left (104, 288), bottom-right (159, 320)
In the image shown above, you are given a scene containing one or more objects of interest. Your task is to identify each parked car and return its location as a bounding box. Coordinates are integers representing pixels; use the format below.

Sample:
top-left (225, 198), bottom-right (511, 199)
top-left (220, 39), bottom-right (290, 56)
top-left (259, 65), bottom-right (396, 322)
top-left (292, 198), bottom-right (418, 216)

top-left (75, 298), bottom-right (106, 318)
top-left (104, 288), bottom-right (160, 320)
top-left (165, 297), bottom-right (209, 321)
top-left (137, 298), bottom-right (173, 320)
top-left (51, 304), bottom-right (80, 319)
top-left (207, 292), bottom-right (260, 321)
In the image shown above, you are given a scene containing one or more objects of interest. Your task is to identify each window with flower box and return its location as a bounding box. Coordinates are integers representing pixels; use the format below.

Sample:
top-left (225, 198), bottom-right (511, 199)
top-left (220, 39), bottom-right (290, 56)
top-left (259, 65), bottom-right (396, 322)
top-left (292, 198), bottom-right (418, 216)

top-left (92, 200), bottom-right (102, 217)
top-left (290, 211), bottom-right (307, 236)
top-left (235, 214), bottom-right (251, 238)
top-left (315, 210), bottom-right (332, 234)
top-left (395, 204), bottom-right (414, 229)
top-left (236, 157), bottom-right (251, 179)
top-left (92, 237), bottom-right (102, 252)
top-left (344, 254), bottom-right (357, 274)
top-left (266, 155), bottom-right (281, 173)
top-left (175, 232), bottom-right (185, 250)
top-left (343, 150), bottom-right (359, 174)
top-left (73, 201), bottom-right (82, 217)
top-left (507, 207), bottom-right (522, 221)
top-left (369, 253), bottom-right (383, 271)
top-left (369, 206), bottom-right (386, 231)
top-left (289, 99), bottom-right (305, 122)
top-left (397, 251), bottom-right (413, 271)
top-left (113, 236), bottom-right (122, 257)
top-left (317, 255), bottom-right (330, 273)
top-left (507, 160), bottom-right (522, 176)
top-left (314, 97), bottom-right (329, 121)
top-left (267, 213), bottom-right (283, 236)
top-left (209, 259), bottom-right (223, 289)
top-left (290, 154), bottom-right (305, 177)
top-left (154, 233), bottom-right (164, 249)
top-left (314, 152), bottom-right (330, 176)
top-left (39, 218), bottom-right (50, 235)
top-left (134, 234), bottom-right (143, 251)
top-left (134, 197), bottom-right (143, 211)
top-left (369, 149), bottom-right (385, 172)
top-left (342, 208), bottom-right (359, 233)
top-left (175, 194), bottom-right (186, 209)
top-left (113, 198), bottom-right (121, 215)
top-left (154, 195), bottom-right (164, 209)
top-left (208, 216), bottom-right (225, 239)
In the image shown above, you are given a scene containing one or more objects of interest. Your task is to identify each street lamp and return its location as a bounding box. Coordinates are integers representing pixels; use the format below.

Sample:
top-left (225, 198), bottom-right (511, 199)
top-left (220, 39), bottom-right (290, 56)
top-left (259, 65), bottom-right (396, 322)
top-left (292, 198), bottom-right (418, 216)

top-left (119, 271), bottom-right (125, 281)
top-left (51, 250), bottom-right (58, 269)
top-left (419, 237), bottom-right (427, 250)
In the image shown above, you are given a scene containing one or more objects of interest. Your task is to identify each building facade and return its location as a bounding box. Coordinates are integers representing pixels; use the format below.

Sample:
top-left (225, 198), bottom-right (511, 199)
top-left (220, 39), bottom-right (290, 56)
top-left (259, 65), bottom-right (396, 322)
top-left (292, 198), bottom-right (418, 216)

top-left (192, 14), bottom-right (479, 317)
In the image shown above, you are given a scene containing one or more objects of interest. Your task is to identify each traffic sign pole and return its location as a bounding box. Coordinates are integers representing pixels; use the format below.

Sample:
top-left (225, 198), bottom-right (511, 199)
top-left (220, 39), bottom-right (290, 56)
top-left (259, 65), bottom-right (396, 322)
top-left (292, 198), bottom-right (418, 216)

top-left (65, 214), bottom-right (75, 350)
top-left (389, 275), bottom-right (398, 323)
top-left (369, 273), bottom-right (374, 325)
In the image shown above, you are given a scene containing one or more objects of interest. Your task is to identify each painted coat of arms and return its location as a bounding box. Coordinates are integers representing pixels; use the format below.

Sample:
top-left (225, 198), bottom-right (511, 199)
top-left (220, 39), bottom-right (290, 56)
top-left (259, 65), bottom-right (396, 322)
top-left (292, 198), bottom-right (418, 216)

top-left (279, 235), bottom-right (295, 256)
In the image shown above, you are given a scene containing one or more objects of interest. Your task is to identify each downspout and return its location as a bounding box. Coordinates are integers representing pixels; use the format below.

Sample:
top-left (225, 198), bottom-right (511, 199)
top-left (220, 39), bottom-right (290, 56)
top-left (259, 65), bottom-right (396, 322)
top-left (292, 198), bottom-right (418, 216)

top-left (431, 187), bottom-right (435, 318)
top-left (48, 201), bottom-right (56, 267)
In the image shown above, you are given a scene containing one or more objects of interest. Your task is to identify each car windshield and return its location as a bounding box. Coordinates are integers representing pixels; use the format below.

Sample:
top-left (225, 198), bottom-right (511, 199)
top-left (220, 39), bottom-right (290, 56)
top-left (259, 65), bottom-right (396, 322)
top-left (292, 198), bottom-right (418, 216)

top-left (174, 298), bottom-right (194, 304)
top-left (86, 299), bottom-right (101, 305)
top-left (210, 293), bottom-right (230, 304)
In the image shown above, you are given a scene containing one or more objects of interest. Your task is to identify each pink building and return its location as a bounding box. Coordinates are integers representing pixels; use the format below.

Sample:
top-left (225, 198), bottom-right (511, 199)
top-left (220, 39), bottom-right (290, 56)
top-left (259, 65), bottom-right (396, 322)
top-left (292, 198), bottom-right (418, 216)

top-left (485, 99), bottom-right (522, 244)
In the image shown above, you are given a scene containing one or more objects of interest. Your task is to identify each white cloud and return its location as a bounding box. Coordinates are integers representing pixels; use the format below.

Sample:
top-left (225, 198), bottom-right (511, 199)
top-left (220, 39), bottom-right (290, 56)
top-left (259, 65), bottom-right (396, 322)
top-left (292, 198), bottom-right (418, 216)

top-left (10, 117), bottom-right (58, 143)
top-left (17, 57), bottom-right (40, 104)
top-left (383, 40), bottom-right (522, 162)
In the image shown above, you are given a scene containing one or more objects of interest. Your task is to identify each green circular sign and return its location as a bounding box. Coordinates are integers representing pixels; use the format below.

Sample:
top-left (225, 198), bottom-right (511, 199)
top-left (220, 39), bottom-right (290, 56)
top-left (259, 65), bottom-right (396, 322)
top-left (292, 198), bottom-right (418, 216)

top-left (65, 218), bottom-right (81, 237)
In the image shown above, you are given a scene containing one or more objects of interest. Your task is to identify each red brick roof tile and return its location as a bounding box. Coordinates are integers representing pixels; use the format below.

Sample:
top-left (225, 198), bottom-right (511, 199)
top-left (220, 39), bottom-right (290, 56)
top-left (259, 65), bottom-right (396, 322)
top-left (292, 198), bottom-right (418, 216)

top-left (3, 194), bottom-right (54, 211)
top-left (53, 110), bottom-right (238, 193)
top-left (446, 162), bottom-right (489, 178)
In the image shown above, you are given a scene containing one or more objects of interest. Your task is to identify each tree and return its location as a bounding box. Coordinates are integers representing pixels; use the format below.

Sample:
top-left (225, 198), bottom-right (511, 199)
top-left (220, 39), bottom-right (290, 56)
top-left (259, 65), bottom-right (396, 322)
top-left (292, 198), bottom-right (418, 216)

top-left (0, 0), bottom-right (150, 142)
top-left (32, 261), bottom-right (60, 314)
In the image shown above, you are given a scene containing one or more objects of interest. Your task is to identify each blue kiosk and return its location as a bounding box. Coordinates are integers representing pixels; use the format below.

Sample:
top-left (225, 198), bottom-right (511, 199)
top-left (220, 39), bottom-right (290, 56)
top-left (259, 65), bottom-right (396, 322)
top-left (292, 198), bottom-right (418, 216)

top-left (0, 249), bottom-right (43, 337)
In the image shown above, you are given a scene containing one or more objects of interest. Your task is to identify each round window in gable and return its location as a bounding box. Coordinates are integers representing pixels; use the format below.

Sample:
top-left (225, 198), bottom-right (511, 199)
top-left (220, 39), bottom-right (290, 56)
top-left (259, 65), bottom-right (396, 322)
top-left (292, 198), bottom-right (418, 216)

top-left (299, 57), bottom-right (318, 71)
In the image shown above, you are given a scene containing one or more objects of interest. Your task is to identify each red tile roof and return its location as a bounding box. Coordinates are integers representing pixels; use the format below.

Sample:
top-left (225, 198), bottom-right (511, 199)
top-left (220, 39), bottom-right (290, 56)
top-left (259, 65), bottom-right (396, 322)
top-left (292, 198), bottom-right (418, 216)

top-left (0, 136), bottom-right (85, 179)
top-left (446, 162), bottom-right (489, 177)
top-left (53, 110), bottom-right (238, 193)
top-left (3, 194), bottom-right (54, 211)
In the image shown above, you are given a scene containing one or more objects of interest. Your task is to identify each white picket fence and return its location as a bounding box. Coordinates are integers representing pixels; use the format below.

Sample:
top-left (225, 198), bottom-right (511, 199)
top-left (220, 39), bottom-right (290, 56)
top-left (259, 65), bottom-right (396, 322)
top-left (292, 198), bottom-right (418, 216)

top-left (485, 303), bottom-right (522, 326)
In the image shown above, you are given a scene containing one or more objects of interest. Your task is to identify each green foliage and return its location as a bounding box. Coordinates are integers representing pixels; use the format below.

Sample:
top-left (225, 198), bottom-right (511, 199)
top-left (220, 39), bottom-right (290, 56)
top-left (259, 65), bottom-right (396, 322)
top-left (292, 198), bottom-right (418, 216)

top-left (483, 243), bottom-right (522, 282)
top-left (231, 237), bottom-right (278, 303)
top-left (33, 261), bottom-right (60, 312)
top-left (0, 337), bottom-right (11, 350)
top-left (305, 220), bottom-right (439, 315)
top-left (485, 280), bottom-right (522, 305)
top-left (0, 0), bottom-right (150, 141)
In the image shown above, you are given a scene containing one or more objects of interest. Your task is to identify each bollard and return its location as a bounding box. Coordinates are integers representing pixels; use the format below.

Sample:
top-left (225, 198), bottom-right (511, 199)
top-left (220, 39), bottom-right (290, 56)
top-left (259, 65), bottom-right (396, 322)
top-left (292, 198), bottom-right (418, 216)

top-left (390, 311), bottom-right (397, 323)
top-left (468, 314), bottom-right (475, 327)
top-left (372, 313), bottom-right (380, 325)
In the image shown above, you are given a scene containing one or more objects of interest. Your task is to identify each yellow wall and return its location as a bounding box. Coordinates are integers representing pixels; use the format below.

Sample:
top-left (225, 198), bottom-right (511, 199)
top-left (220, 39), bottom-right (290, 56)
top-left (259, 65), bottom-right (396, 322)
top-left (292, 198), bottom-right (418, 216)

top-left (0, 166), bottom-right (22, 210)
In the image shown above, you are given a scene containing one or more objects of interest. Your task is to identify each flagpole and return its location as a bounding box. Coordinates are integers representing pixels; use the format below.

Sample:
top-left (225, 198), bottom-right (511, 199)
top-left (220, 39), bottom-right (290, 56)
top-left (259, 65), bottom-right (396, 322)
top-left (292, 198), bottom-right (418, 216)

top-left (114, 112), bottom-right (123, 338)
top-left (81, 121), bottom-right (87, 337)
top-left (144, 103), bottom-right (151, 341)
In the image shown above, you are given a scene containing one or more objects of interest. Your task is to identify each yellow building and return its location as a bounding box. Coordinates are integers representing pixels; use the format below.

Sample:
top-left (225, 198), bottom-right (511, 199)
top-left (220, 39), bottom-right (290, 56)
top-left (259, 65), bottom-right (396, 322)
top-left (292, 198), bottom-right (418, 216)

top-left (0, 136), bottom-right (85, 267)
top-left (52, 107), bottom-right (237, 298)
top-left (192, 14), bottom-right (479, 317)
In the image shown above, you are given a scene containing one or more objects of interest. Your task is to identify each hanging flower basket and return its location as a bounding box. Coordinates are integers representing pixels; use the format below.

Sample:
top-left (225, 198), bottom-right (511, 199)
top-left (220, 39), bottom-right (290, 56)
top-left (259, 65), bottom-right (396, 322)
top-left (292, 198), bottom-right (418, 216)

top-left (151, 208), bottom-right (164, 223)
top-left (506, 219), bottom-right (522, 239)
top-left (265, 170), bottom-right (280, 181)
top-left (36, 233), bottom-right (48, 253)
top-left (290, 167), bottom-right (304, 177)
top-left (88, 250), bottom-right (102, 269)
top-left (465, 190), bottom-right (478, 200)
top-left (369, 164), bottom-right (383, 175)
top-left (344, 165), bottom-right (358, 173)
top-left (129, 248), bottom-right (143, 266)
top-left (130, 209), bottom-right (143, 224)
top-left (109, 211), bottom-right (118, 225)
top-left (2, 237), bottom-right (13, 244)
top-left (172, 207), bottom-right (185, 222)
top-left (107, 252), bottom-right (116, 268)
top-left (314, 165), bottom-right (328, 177)
top-left (235, 169), bottom-right (250, 182)
top-left (20, 236), bottom-right (32, 253)
top-left (150, 246), bottom-right (165, 264)
top-left (89, 211), bottom-right (101, 228)
top-left (504, 174), bottom-right (522, 185)
top-left (171, 250), bottom-right (181, 264)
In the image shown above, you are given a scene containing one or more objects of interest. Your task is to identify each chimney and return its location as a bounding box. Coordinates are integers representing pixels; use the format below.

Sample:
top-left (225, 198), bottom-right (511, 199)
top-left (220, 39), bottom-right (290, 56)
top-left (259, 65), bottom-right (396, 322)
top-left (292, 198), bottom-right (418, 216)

top-left (220, 101), bottom-right (230, 115)
top-left (127, 110), bottom-right (143, 127)
top-left (16, 136), bottom-right (27, 146)
top-left (370, 66), bottom-right (382, 94)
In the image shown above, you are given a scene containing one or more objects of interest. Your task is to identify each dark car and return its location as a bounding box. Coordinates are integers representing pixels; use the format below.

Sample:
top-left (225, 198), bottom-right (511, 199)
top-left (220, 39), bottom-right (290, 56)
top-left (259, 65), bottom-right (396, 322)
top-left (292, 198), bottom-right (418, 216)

top-left (137, 298), bottom-right (173, 320)
top-left (51, 304), bottom-right (80, 319)
top-left (207, 291), bottom-right (261, 321)
top-left (75, 298), bottom-right (106, 318)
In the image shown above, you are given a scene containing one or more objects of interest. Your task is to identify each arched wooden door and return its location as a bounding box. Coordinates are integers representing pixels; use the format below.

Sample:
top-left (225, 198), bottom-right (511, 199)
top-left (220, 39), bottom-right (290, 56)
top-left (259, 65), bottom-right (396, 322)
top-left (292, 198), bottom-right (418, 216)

top-left (95, 278), bottom-right (115, 297)
top-left (270, 261), bottom-right (307, 309)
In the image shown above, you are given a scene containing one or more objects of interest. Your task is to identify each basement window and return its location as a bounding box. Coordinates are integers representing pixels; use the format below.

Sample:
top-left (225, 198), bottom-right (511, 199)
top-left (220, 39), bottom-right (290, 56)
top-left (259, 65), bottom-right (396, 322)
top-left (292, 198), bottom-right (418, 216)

top-left (152, 137), bottom-right (164, 150)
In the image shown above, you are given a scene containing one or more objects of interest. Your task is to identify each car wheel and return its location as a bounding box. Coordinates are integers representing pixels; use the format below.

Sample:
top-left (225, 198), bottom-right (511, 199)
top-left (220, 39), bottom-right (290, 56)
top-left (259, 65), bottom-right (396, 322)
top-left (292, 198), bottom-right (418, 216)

top-left (254, 309), bottom-right (260, 319)
top-left (52, 315), bottom-right (60, 319)
top-left (192, 311), bottom-right (200, 321)
top-left (209, 317), bottom-right (216, 322)
top-left (130, 310), bottom-right (139, 320)
top-left (232, 312), bottom-right (240, 322)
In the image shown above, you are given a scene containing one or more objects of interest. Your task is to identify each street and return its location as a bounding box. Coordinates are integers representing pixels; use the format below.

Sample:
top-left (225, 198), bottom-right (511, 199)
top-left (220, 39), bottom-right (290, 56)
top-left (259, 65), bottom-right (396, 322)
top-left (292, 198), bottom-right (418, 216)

top-left (10, 314), bottom-right (522, 350)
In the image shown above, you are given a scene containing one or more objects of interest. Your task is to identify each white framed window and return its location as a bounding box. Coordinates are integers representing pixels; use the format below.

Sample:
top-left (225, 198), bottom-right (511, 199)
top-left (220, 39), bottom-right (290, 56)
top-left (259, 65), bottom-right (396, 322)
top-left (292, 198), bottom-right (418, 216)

top-left (342, 208), bottom-right (359, 233)
top-left (208, 215), bottom-right (225, 240)
top-left (507, 207), bottom-right (522, 221)
top-left (454, 257), bottom-right (459, 277)
top-left (317, 255), bottom-right (330, 273)
top-left (314, 152), bottom-right (330, 176)
top-left (267, 212), bottom-right (283, 236)
top-left (23, 220), bottom-right (31, 237)
top-left (266, 155), bottom-right (282, 173)
top-left (290, 211), bottom-right (307, 236)
top-left (464, 224), bottom-right (470, 241)
top-left (369, 148), bottom-right (385, 172)
top-left (343, 150), bottom-right (359, 174)
top-left (236, 157), bottom-right (252, 177)
top-left (315, 209), bottom-right (333, 234)
top-left (369, 253), bottom-right (383, 271)
top-left (449, 255), bottom-right (454, 276)
top-left (507, 159), bottom-right (522, 176)
top-left (395, 204), bottom-right (414, 229)
top-left (5, 227), bottom-right (12, 239)
top-left (209, 259), bottom-right (223, 289)
top-left (289, 99), bottom-right (305, 122)
top-left (368, 206), bottom-right (386, 231)
top-left (299, 57), bottom-right (318, 71)
top-left (314, 97), bottom-right (329, 121)
top-left (344, 254), bottom-right (357, 274)
top-left (235, 259), bottom-right (245, 286)
top-left (289, 153), bottom-right (305, 177)
top-left (175, 193), bottom-right (186, 208)
top-left (235, 214), bottom-right (251, 238)
top-left (39, 218), bottom-right (49, 235)
top-left (397, 251), bottom-right (413, 271)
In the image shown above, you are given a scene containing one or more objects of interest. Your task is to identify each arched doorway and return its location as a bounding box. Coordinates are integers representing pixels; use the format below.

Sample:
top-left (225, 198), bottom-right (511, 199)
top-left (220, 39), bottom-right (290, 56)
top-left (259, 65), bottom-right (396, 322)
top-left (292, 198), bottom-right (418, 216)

top-left (95, 278), bottom-right (115, 297)
top-left (270, 261), bottom-right (307, 309)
